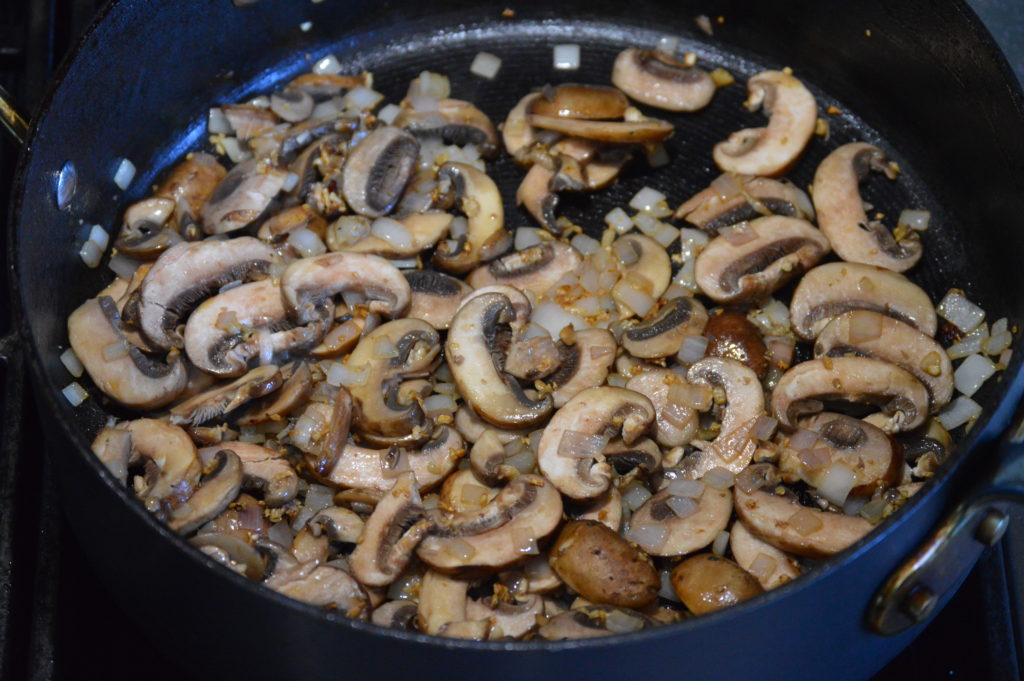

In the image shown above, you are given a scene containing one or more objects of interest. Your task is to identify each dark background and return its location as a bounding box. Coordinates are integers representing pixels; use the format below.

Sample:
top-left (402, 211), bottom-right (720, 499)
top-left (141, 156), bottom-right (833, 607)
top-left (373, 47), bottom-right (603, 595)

top-left (1, 1), bottom-right (1023, 679)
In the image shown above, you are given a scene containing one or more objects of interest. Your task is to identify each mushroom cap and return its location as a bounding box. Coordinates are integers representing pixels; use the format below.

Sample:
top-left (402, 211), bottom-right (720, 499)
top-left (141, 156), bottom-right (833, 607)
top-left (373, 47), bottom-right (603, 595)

top-left (531, 84), bottom-right (630, 120)
top-left (670, 553), bottom-right (764, 615)
top-left (611, 48), bottom-right (716, 112)
top-left (168, 365), bottom-right (282, 426)
top-left (339, 211), bottom-right (453, 258)
top-left (397, 98), bottom-right (500, 158)
top-left (770, 356), bottom-right (930, 433)
top-left (712, 70), bottom-right (817, 176)
top-left (813, 142), bottom-right (922, 272)
top-left (613, 233), bottom-right (672, 303)
top-left (121, 419), bottom-right (202, 510)
top-left (503, 92), bottom-right (543, 158)
top-left (814, 310), bottom-right (953, 411)
top-left (200, 159), bottom-right (287, 235)
top-left (694, 215), bottom-right (831, 304)
top-left (467, 241), bottom-right (583, 300)
top-left (431, 163), bottom-right (511, 274)
top-left (627, 484), bottom-right (732, 557)
top-left (403, 269), bottom-right (473, 330)
top-left (325, 426), bottom-right (464, 493)
top-left (789, 262), bottom-right (937, 341)
top-left (200, 441), bottom-right (299, 507)
top-left (168, 449), bottom-right (244, 535)
top-left (548, 328), bottom-right (617, 408)
top-left (342, 125), bottom-right (420, 218)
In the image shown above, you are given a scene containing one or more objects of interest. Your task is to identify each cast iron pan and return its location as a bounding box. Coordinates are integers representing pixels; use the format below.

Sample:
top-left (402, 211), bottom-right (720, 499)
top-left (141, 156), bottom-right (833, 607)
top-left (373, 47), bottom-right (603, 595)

top-left (8, 1), bottom-right (1024, 680)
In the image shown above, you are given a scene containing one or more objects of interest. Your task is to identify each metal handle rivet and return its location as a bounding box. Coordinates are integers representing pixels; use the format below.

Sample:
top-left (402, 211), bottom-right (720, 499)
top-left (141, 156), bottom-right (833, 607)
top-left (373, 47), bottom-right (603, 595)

top-left (55, 161), bottom-right (77, 211)
top-left (901, 584), bottom-right (937, 623)
top-left (974, 508), bottom-right (1009, 547)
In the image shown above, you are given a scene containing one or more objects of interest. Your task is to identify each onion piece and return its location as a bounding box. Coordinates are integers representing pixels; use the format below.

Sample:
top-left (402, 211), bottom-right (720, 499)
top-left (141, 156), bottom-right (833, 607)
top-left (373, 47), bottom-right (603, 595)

top-left (953, 353), bottom-right (997, 397)
top-left (788, 428), bottom-right (819, 451)
top-left (288, 227), bottom-right (327, 257)
top-left (630, 186), bottom-right (667, 213)
top-left (312, 54), bottom-right (343, 75)
top-left (676, 335), bottom-right (709, 365)
top-left (408, 71), bottom-right (451, 100)
top-left (605, 207), bottom-right (633, 233)
top-left (422, 394), bottom-right (457, 417)
top-left (897, 209), bottom-right (931, 232)
top-left (605, 609), bottom-right (645, 634)
top-left (652, 222), bottom-right (679, 247)
top-left (515, 227), bottom-right (543, 250)
top-left (558, 430), bottom-right (609, 459)
top-left (79, 240), bottom-right (103, 268)
top-left (750, 415), bottom-right (778, 441)
top-left (221, 137), bottom-right (252, 164)
top-left (613, 280), bottom-right (656, 317)
top-left (659, 570), bottom-right (681, 601)
top-left (208, 107), bottom-right (232, 134)
top-left (626, 522), bottom-right (667, 551)
top-left (788, 508), bottom-right (824, 536)
top-left (553, 44), bottom-right (581, 70)
top-left (570, 234), bottom-right (601, 255)
top-left (816, 463), bottom-right (857, 506)
top-left (88, 224), bottom-right (110, 252)
top-left (645, 144), bottom-right (670, 168)
top-left (325, 361), bottom-right (369, 388)
top-left (748, 553), bottom-right (778, 581)
top-left (937, 290), bottom-right (985, 333)
top-left (656, 35), bottom-right (680, 54)
top-left (703, 467), bottom-right (735, 490)
top-left (532, 301), bottom-right (585, 336)
top-left (798, 447), bottom-right (832, 471)
top-left (108, 252), bottom-right (142, 280)
top-left (470, 51), bottom-right (502, 79)
top-left (621, 481), bottom-right (652, 511)
top-left (102, 339), bottom-right (131, 361)
top-left (712, 529), bottom-right (730, 557)
top-left (267, 522), bottom-right (294, 547)
top-left (377, 103), bottom-right (402, 125)
top-left (344, 86), bottom-right (384, 111)
top-left (666, 478), bottom-right (704, 499)
top-left (613, 239), bottom-right (640, 265)
top-left (370, 217), bottom-right (413, 249)
top-left (113, 158), bottom-right (136, 190)
top-left (60, 348), bottom-right (85, 377)
top-left (61, 382), bottom-right (88, 406)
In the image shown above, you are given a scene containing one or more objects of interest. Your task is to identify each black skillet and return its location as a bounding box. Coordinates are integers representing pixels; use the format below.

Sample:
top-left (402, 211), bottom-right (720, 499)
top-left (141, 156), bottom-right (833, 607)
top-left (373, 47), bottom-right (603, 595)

top-left (6, 0), bottom-right (1024, 679)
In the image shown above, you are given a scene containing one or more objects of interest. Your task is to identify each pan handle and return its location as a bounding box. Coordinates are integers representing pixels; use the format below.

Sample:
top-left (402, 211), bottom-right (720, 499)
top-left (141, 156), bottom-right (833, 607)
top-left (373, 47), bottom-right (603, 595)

top-left (866, 408), bottom-right (1024, 636)
top-left (0, 85), bottom-right (29, 147)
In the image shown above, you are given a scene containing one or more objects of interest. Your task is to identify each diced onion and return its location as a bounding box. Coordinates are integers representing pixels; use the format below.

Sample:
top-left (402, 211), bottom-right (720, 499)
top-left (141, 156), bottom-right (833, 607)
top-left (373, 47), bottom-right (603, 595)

top-left (102, 339), bottom-right (130, 361)
top-left (607, 373), bottom-right (628, 388)
top-left (748, 553), bottom-right (777, 580)
top-left (113, 158), bottom-right (136, 190)
top-left (613, 280), bottom-right (656, 317)
top-left (719, 222), bottom-right (758, 246)
top-left (376, 103), bottom-right (402, 125)
top-left (1000, 348), bottom-right (1013, 368)
top-left (553, 44), bottom-right (581, 70)
top-left (268, 522), bottom-right (295, 547)
top-left (938, 290), bottom-right (985, 333)
top-left (310, 97), bottom-right (345, 121)
top-left (60, 348), bottom-right (84, 377)
top-left (79, 240), bottom-right (103, 268)
top-left (470, 51), bottom-right (502, 79)
top-left (558, 430), bottom-right (609, 459)
top-left (984, 330), bottom-right (1013, 356)
top-left (257, 331), bottom-right (274, 365)
top-left (605, 609), bottom-right (645, 634)
top-left (712, 530), bottom-right (731, 557)
top-left (61, 382), bottom-right (88, 406)
top-left (281, 172), bottom-right (300, 193)
top-left (656, 35), bottom-right (680, 54)
top-left (626, 522), bottom-right (667, 551)
top-left (859, 498), bottom-right (889, 524)
top-left (325, 361), bottom-right (369, 388)
top-left (515, 227), bottom-right (543, 250)
top-left (313, 54), bottom-right (343, 75)
top-left (531, 301), bottom-right (585, 336)
top-left (299, 21), bottom-right (313, 32)
top-left (511, 527), bottom-right (540, 555)
top-left (843, 495), bottom-right (869, 516)
top-left (605, 207), bottom-right (633, 233)
top-left (632, 212), bottom-right (661, 237)
top-left (788, 508), bottom-right (824, 536)
top-left (370, 217), bottom-right (413, 249)
top-left (622, 481), bottom-right (652, 511)
top-left (570, 234), bottom-right (601, 255)
top-left (947, 324), bottom-right (988, 359)
top-left (659, 570), bottom-right (681, 601)
top-left (645, 144), bottom-right (670, 168)
top-left (208, 107), bottom-right (232, 134)
top-left (445, 538), bottom-right (477, 561)
top-left (88, 224), bottom-right (110, 252)
top-left (507, 449), bottom-right (536, 474)
top-left (953, 353), bottom-right (997, 397)
top-left (305, 484), bottom-right (334, 513)
top-left (344, 86), bottom-right (384, 111)
top-left (750, 415), bottom-right (778, 441)
top-left (798, 447), bottom-right (832, 471)
top-left (288, 227), bottom-right (327, 257)
top-left (291, 507), bottom-right (315, 531)
top-left (652, 223), bottom-right (679, 247)
top-left (108, 252), bottom-right (142, 280)
top-left (629, 186), bottom-right (667, 213)
top-left (666, 478), bottom-right (704, 499)
top-left (788, 428), bottom-right (819, 451)
top-left (407, 71), bottom-right (451, 100)
top-left (676, 335), bottom-right (709, 365)
top-left (423, 394), bottom-right (457, 417)
top-left (816, 463), bottom-right (857, 506)
top-left (222, 137), bottom-right (252, 164)
top-left (897, 209), bottom-right (931, 232)
top-left (668, 382), bottom-right (712, 411)
top-left (613, 239), bottom-right (640, 266)
top-left (711, 173), bottom-right (742, 198)
top-left (703, 467), bottom-right (735, 490)
top-left (767, 337), bottom-right (795, 368)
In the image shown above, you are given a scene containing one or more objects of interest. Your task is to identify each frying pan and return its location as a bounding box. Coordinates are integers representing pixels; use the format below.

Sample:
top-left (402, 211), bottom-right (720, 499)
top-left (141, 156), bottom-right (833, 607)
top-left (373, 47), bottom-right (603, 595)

top-left (6, 0), bottom-right (1024, 679)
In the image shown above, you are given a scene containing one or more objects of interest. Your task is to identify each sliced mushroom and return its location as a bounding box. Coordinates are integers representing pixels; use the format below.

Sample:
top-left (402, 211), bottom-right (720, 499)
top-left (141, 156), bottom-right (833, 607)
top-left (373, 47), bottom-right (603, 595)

top-left (694, 216), bottom-right (831, 304)
top-left (200, 442), bottom-right (299, 506)
top-left (571, 487), bottom-right (623, 532)
top-left (531, 84), bottom-right (630, 120)
top-left (432, 162), bottom-right (512, 274)
top-left (184, 278), bottom-right (329, 377)
top-left (272, 563), bottom-right (369, 617)
top-left (439, 469), bottom-right (501, 514)
top-left (613, 234), bottom-right (672, 304)
top-left (468, 241), bottom-right (583, 301)
top-left (257, 204), bottom-right (328, 243)
top-left (789, 263), bottom-right (938, 342)
top-left (155, 152), bottom-right (227, 228)
top-left (339, 211), bottom-right (453, 258)
top-left (286, 134), bottom-right (344, 205)
top-left (68, 295), bottom-right (187, 409)
top-left (350, 472), bottom-right (432, 587)
top-left (221, 104), bottom-right (279, 140)
top-left (515, 163), bottom-right (559, 231)
top-left (371, 600), bottom-right (419, 630)
top-left (536, 387), bottom-right (655, 500)
top-left (670, 554), bottom-right (764, 615)
top-left (814, 310), bottom-right (952, 412)
top-left (813, 142), bottom-right (922, 272)
top-left (504, 333), bottom-right (561, 382)
top-left (417, 569), bottom-right (481, 637)
top-left (466, 594), bottom-right (544, 639)
top-left (549, 520), bottom-right (659, 608)
top-left (279, 252), bottom-right (411, 326)
top-left (503, 92), bottom-right (543, 159)
top-left (278, 113), bottom-right (359, 165)
top-left (236, 361), bottom-right (313, 426)
top-left (307, 312), bottom-right (366, 360)
top-left (729, 520), bottom-right (802, 590)
top-left (396, 98), bottom-right (499, 158)
top-left (418, 474), bottom-right (563, 575)
top-left (603, 437), bottom-right (662, 476)
top-left (626, 485), bottom-right (732, 557)
top-left (287, 72), bottom-right (371, 100)
top-left (447, 292), bottom-right (553, 429)
top-left (548, 328), bottom-right (617, 408)
top-left (191, 530), bottom-right (266, 579)
top-left (454, 404), bottom-right (532, 445)
top-left (325, 427), bottom-right (465, 492)
top-left (626, 370), bottom-right (699, 448)
top-left (169, 365), bottom-right (282, 426)
top-left (168, 449), bottom-right (244, 534)
top-left (136, 237), bottom-right (274, 350)
top-left (675, 173), bottom-right (814, 235)
top-left (468, 430), bottom-right (521, 486)
top-left (780, 412), bottom-right (901, 496)
top-left (550, 137), bottom-right (631, 190)
top-left (734, 464), bottom-right (872, 558)
top-left (115, 197), bottom-right (182, 259)
top-left (528, 113), bottom-right (673, 144)
top-left (309, 506), bottom-right (365, 544)
top-left (120, 419), bottom-right (202, 511)
top-left (91, 427), bottom-right (133, 484)
top-left (611, 48), bottom-right (716, 112)
top-left (403, 270), bottom-right (473, 330)
top-left (770, 357), bottom-right (929, 433)
top-left (538, 606), bottom-right (656, 640)
top-left (345, 319), bottom-right (440, 443)
top-left (271, 88), bottom-right (315, 123)
top-left (200, 159), bottom-right (288, 234)
top-left (712, 70), bottom-right (817, 176)
top-left (686, 357), bottom-right (765, 476)
top-left (622, 297), bottom-right (709, 359)
top-left (342, 126), bottom-right (420, 218)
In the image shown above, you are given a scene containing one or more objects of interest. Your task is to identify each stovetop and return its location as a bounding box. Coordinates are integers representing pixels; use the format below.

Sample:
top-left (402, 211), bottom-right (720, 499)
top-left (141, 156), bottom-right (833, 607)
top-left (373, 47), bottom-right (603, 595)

top-left (1, 1), bottom-right (1023, 680)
